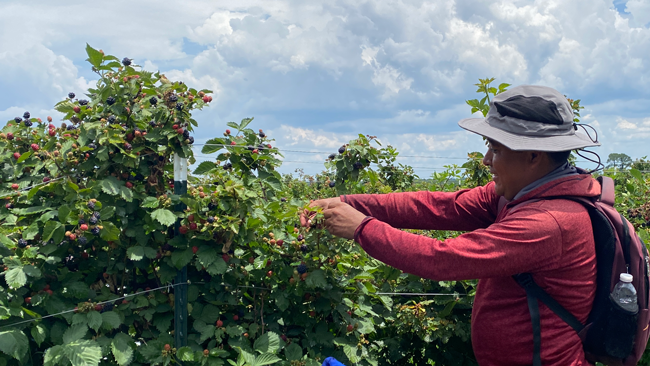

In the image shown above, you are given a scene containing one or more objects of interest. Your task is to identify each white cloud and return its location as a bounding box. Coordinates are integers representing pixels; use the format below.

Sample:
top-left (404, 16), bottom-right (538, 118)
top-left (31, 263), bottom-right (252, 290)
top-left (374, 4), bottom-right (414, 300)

top-left (626, 0), bottom-right (650, 26)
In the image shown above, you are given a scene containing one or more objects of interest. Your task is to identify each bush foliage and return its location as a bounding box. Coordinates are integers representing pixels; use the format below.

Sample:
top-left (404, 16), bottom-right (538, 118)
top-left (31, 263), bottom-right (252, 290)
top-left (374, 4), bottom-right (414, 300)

top-left (0, 46), bottom-right (648, 366)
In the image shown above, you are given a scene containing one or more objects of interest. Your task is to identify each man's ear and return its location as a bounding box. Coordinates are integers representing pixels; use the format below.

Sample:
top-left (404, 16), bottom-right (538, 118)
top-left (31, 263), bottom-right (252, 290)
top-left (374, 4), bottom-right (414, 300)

top-left (528, 151), bottom-right (544, 166)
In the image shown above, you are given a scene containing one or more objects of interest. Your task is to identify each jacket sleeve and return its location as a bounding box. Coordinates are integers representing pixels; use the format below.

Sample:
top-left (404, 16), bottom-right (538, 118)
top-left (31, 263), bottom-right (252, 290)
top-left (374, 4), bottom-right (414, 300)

top-left (341, 182), bottom-right (499, 231)
top-left (353, 205), bottom-right (564, 280)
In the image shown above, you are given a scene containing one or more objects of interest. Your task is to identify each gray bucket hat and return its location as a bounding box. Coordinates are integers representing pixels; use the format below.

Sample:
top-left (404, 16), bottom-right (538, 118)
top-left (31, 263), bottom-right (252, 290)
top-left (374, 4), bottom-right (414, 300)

top-left (458, 85), bottom-right (600, 151)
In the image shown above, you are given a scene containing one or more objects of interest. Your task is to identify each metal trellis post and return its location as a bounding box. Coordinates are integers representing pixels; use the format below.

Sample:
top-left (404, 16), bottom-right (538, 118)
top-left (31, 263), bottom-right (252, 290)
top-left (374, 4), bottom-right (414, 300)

top-left (173, 154), bottom-right (189, 351)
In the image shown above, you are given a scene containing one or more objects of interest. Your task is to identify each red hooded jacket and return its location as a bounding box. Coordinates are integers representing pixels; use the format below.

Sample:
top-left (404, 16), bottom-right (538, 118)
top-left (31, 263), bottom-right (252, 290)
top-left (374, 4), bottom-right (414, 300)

top-left (342, 174), bottom-right (602, 365)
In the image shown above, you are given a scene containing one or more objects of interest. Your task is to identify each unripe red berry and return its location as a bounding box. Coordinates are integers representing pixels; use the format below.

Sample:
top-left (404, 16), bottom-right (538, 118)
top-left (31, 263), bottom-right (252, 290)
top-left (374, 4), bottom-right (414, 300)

top-left (189, 222), bottom-right (197, 230)
top-left (225, 129), bottom-right (231, 135)
top-left (47, 116), bottom-right (53, 122)
top-left (126, 182), bottom-right (134, 189)
top-left (230, 141), bottom-right (236, 145)
top-left (80, 224), bottom-right (88, 231)
top-left (203, 96), bottom-right (210, 103)
top-left (216, 320), bottom-right (223, 327)
top-left (25, 297), bottom-right (31, 304)
top-left (233, 314), bottom-right (239, 321)
top-left (347, 324), bottom-right (354, 332)
top-left (13, 152), bottom-right (20, 160)
top-left (164, 344), bottom-right (171, 351)
top-left (222, 254), bottom-right (230, 262)
top-left (11, 183), bottom-right (19, 190)
top-left (192, 246), bottom-right (198, 254)
top-left (73, 106), bottom-right (81, 113)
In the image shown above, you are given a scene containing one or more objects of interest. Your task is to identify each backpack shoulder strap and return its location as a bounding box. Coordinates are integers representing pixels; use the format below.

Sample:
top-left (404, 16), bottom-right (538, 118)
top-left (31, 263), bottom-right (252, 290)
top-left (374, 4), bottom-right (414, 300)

top-left (597, 176), bottom-right (615, 206)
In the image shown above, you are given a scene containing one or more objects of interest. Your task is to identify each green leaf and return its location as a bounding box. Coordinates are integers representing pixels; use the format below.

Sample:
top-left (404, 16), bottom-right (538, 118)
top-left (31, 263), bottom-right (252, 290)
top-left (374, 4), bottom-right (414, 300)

top-left (151, 209), bottom-right (176, 227)
top-left (16, 151), bottom-right (32, 164)
top-left (202, 138), bottom-right (226, 154)
top-left (112, 333), bottom-right (134, 366)
top-left (120, 186), bottom-right (134, 202)
top-left (252, 353), bottom-right (281, 366)
top-left (305, 269), bottom-right (327, 289)
top-left (44, 345), bottom-right (65, 366)
top-left (22, 222), bottom-right (39, 240)
top-left (23, 265), bottom-right (41, 278)
top-left (99, 206), bottom-right (116, 220)
top-left (102, 311), bottom-right (122, 330)
top-left (58, 205), bottom-right (71, 223)
top-left (85, 43), bottom-right (104, 68)
top-left (64, 339), bottom-right (102, 366)
top-left (284, 343), bottom-right (302, 361)
top-left (630, 168), bottom-right (644, 182)
top-left (171, 248), bottom-right (194, 269)
top-left (0, 330), bottom-right (29, 361)
top-left (100, 176), bottom-right (122, 195)
top-left (254, 331), bottom-right (280, 354)
top-left (176, 346), bottom-right (195, 361)
top-left (206, 258), bottom-right (227, 275)
top-left (193, 161), bottom-right (217, 175)
top-left (99, 221), bottom-right (120, 241)
top-left (127, 246), bottom-right (145, 261)
top-left (141, 197), bottom-right (159, 208)
top-left (31, 323), bottom-right (47, 346)
top-left (63, 324), bottom-right (88, 343)
top-left (343, 344), bottom-right (361, 363)
top-left (42, 221), bottom-right (62, 242)
top-left (87, 311), bottom-right (103, 332)
top-left (5, 267), bottom-right (26, 288)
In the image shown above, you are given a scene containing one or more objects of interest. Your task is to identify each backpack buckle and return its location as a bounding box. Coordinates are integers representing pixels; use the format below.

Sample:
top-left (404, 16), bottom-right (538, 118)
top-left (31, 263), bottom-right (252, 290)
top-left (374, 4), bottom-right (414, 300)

top-left (513, 273), bottom-right (535, 289)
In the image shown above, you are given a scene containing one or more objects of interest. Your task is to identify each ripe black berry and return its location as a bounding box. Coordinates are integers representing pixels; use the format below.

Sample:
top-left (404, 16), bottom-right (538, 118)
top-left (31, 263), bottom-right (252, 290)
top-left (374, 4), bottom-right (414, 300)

top-left (67, 125), bottom-right (77, 131)
top-left (168, 95), bottom-right (178, 103)
top-left (259, 132), bottom-right (266, 138)
top-left (106, 97), bottom-right (116, 106)
top-left (188, 136), bottom-right (194, 144)
top-left (14, 117), bottom-right (22, 123)
top-left (17, 239), bottom-right (27, 248)
top-left (23, 112), bottom-right (30, 119)
top-left (300, 244), bottom-right (308, 253)
top-left (297, 264), bottom-right (308, 274)
top-left (353, 162), bottom-right (363, 170)
top-left (338, 145), bottom-right (346, 154)
top-left (102, 302), bottom-right (114, 312)
top-left (78, 236), bottom-right (88, 245)
top-left (176, 102), bottom-right (183, 111)
top-left (223, 163), bottom-right (232, 170)
top-left (24, 120), bottom-right (33, 127)
top-left (183, 129), bottom-right (190, 138)
top-left (281, 197), bottom-right (287, 202)
top-left (122, 57), bottom-right (132, 66)
top-left (150, 97), bottom-right (157, 105)
top-left (88, 143), bottom-right (97, 150)
top-left (78, 99), bottom-right (89, 106)
top-left (91, 227), bottom-right (100, 235)
top-left (89, 216), bottom-right (98, 225)
top-left (68, 92), bottom-right (75, 99)
top-left (79, 218), bottom-right (86, 225)
top-left (247, 146), bottom-right (255, 151)
top-left (92, 211), bottom-right (101, 220)
top-left (329, 181), bottom-right (336, 188)
top-left (87, 201), bottom-right (95, 209)
top-left (208, 202), bottom-right (217, 210)
top-left (135, 173), bottom-right (144, 181)
top-left (107, 115), bottom-right (116, 124)
top-left (149, 120), bottom-right (157, 127)
top-left (258, 144), bottom-right (265, 150)
top-left (158, 156), bottom-right (165, 161)
top-left (297, 234), bottom-right (304, 241)
top-left (124, 143), bottom-right (132, 151)
top-left (207, 216), bottom-right (215, 223)
top-left (328, 153), bottom-right (336, 160)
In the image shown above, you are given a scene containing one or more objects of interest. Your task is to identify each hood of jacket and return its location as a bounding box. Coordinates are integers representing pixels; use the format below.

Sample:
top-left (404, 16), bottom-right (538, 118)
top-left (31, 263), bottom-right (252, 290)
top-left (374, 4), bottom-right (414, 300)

top-left (505, 172), bottom-right (602, 209)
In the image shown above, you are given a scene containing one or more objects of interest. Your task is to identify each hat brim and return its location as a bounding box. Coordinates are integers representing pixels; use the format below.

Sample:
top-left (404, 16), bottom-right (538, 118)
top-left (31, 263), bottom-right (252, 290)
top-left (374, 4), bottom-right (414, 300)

top-left (458, 117), bottom-right (601, 151)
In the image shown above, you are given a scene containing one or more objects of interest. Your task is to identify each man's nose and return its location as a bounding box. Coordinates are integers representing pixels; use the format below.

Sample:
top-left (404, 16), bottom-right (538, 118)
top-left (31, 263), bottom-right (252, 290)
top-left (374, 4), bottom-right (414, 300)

top-left (483, 149), bottom-right (492, 166)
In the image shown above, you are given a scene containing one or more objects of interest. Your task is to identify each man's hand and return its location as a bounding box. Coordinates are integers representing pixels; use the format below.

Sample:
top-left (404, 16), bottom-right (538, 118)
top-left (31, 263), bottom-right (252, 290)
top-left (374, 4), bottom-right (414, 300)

top-left (300, 197), bottom-right (342, 227)
top-left (322, 201), bottom-right (367, 240)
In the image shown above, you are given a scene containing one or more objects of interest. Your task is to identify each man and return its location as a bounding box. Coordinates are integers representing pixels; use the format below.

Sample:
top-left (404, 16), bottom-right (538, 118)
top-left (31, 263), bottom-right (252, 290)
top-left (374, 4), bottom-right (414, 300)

top-left (308, 85), bottom-right (602, 365)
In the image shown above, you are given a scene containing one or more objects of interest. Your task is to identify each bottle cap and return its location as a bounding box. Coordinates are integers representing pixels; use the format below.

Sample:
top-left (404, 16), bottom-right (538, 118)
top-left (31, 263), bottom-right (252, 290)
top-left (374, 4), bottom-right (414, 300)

top-left (620, 273), bottom-right (633, 282)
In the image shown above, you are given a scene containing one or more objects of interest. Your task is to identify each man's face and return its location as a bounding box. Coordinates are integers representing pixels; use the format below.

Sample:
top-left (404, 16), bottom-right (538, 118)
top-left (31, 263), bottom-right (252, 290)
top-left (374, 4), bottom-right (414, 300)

top-left (482, 139), bottom-right (532, 200)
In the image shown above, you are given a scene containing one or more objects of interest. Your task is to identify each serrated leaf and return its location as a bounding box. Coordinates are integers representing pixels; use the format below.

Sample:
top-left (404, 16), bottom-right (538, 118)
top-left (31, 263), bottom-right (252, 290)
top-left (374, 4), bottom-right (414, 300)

top-left (22, 222), bottom-right (39, 240)
top-left (305, 269), bottom-right (327, 289)
top-left (112, 333), bottom-right (134, 366)
top-left (23, 265), bottom-right (41, 278)
top-left (0, 330), bottom-right (29, 361)
top-left (58, 205), bottom-right (71, 223)
top-left (206, 258), bottom-right (227, 275)
top-left (120, 186), bottom-right (134, 202)
top-left (127, 246), bottom-right (145, 261)
top-left (141, 197), bottom-right (159, 208)
top-left (87, 311), bottom-right (103, 332)
top-left (102, 311), bottom-right (121, 329)
top-left (42, 221), bottom-right (62, 242)
top-left (85, 43), bottom-right (104, 68)
top-left (64, 339), bottom-right (102, 366)
top-left (153, 313), bottom-right (173, 333)
top-left (284, 343), bottom-right (302, 361)
top-left (343, 344), bottom-right (361, 363)
top-left (16, 151), bottom-right (32, 164)
top-left (254, 331), bottom-right (280, 354)
top-left (99, 206), bottom-right (115, 220)
top-left (99, 221), bottom-right (120, 241)
top-left (100, 176), bottom-right (121, 195)
top-left (44, 345), bottom-right (65, 366)
top-left (5, 267), bottom-right (26, 288)
top-left (171, 248), bottom-right (194, 269)
top-left (177, 346), bottom-right (195, 361)
top-left (193, 161), bottom-right (217, 175)
top-left (252, 353), bottom-right (281, 366)
top-left (31, 323), bottom-right (47, 346)
top-left (151, 209), bottom-right (176, 226)
top-left (63, 324), bottom-right (88, 344)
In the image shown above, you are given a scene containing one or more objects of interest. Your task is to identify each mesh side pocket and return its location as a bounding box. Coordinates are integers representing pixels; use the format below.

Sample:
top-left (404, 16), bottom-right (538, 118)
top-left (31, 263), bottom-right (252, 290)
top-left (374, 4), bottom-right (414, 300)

top-left (586, 295), bottom-right (638, 360)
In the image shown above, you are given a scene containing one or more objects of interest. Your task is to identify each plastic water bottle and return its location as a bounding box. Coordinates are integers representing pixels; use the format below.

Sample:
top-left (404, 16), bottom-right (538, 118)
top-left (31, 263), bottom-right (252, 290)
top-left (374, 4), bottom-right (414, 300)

top-left (611, 273), bottom-right (638, 313)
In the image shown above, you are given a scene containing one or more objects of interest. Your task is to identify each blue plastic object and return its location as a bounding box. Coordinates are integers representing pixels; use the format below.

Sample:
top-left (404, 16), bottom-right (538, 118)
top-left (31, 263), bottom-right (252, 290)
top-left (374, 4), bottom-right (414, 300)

top-left (322, 357), bottom-right (347, 366)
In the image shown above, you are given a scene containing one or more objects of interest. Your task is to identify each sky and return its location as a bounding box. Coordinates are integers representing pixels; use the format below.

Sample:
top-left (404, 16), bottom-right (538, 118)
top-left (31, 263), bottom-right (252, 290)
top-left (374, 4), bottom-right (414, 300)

top-left (1, 0), bottom-right (650, 177)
